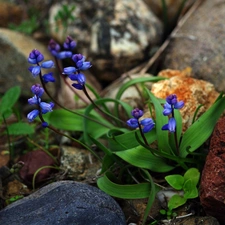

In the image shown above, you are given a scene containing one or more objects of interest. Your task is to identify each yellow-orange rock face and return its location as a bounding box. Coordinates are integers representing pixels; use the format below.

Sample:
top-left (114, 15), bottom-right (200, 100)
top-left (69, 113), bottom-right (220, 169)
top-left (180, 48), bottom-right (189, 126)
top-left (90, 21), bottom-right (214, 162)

top-left (150, 68), bottom-right (219, 132)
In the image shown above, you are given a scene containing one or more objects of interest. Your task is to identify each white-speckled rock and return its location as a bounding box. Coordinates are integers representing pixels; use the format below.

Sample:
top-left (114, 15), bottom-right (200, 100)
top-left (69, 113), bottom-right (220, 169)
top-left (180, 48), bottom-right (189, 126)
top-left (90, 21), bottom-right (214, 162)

top-left (49, 0), bottom-right (163, 82)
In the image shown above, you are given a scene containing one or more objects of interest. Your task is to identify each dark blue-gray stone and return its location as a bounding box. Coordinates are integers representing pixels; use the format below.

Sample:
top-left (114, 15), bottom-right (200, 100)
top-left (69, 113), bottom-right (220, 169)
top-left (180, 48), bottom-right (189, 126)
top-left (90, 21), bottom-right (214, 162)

top-left (0, 181), bottom-right (126, 225)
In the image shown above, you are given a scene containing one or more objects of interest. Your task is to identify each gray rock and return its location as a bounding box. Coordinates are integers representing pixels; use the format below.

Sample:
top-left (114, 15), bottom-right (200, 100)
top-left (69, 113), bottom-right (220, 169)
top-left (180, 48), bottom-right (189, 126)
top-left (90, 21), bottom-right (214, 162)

top-left (0, 180), bottom-right (126, 225)
top-left (0, 28), bottom-right (56, 97)
top-left (49, 0), bottom-right (163, 82)
top-left (160, 0), bottom-right (225, 92)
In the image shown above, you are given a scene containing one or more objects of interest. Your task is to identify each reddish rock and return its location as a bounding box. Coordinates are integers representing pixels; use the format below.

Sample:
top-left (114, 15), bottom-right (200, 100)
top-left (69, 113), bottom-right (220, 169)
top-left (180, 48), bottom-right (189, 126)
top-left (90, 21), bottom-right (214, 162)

top-left (18, 150), bottom-right (58, 186)
top-left (200, 117), bottom-right (225, 223)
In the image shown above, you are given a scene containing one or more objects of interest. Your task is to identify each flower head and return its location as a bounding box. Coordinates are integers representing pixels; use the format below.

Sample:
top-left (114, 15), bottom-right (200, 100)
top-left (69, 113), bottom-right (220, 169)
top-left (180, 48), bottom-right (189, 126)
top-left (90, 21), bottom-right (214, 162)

top-left (163, 94), bottom-right (184, 116)
top-left (140, 118), bottom-right (155, 133)
top-left (131, 108), bottom-right (144, 119)
top-left (42, 72), bottom-right (55, 83)
top-left (63, 36), bottom-right (76, 50)
top-left (28, 49), bottom-right (44, 64)
top-left (162, 118), bottom-right (176, 133)
top-left (48, 39), bottom-right (61, 57)
top-left (31, 84), bottom-right (44, 97)
top-left (127, 118), bottom-right (139, 128)
top-left (27, 109), bottom-right (39, 122)
top-left (127, 108), bottom-right (155, 133)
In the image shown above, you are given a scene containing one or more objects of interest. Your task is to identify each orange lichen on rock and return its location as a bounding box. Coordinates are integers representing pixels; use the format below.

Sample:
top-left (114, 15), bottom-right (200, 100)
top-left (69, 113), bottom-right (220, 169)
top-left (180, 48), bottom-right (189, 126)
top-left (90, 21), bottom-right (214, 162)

top-left (150, 68), bottom-right (219, 132)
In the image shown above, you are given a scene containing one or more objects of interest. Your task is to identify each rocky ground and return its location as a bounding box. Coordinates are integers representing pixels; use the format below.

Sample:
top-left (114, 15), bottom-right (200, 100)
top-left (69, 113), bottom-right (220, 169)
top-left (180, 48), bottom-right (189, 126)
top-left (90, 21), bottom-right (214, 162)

top-left (0, 0), bottom-right (225, 224)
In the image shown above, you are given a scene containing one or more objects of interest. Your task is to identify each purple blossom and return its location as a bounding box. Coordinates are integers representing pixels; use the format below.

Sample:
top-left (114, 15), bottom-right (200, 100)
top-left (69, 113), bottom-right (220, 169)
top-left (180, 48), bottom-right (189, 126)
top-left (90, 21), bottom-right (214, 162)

top-left (28, 49), bottom-right (44, 64)
top-left (131, 108), bottom-right (144, 119)
top-left (63, 36), bottom-right (76, 50)
top-left (127, 118), bottom-right (139, 128)
top-left (140, 118), bottom-right (155, 133)
top-left (42, 72), bottom-right (55, 83)
top-left (162, 118), bottom-right (176, 133)
top-left (31, 84), bottom-right (44, 97)
top-left (27, 109), bottom-right (39, 122)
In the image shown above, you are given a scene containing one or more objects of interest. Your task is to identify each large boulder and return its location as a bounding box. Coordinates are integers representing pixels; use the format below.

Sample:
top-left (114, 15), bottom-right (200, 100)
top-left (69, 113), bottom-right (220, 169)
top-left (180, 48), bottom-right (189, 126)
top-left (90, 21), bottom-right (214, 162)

top-left (159, 0), bottom-right (225, 92)
top-left (49, 0), bottom-right (163, 83)
top-left (0, 180), bottom-right (126, 225)
top-left (0, 28), bottom-right (56, 97)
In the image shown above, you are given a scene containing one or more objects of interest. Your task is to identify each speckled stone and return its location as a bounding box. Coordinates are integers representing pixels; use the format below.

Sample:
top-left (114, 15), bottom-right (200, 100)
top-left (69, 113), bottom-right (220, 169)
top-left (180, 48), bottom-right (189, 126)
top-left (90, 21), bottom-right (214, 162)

top-left (200, 117), bottom-right (225, 224)
top-left (0, 180), bottom-right (126, 225)
top-left (160, 0), bottom-right (225, 93)
top-left (49, 0), bottom-right (163, 82)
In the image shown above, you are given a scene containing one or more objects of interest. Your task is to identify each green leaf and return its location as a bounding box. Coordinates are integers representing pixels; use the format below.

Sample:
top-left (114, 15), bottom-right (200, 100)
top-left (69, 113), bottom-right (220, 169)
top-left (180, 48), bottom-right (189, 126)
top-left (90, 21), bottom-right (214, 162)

top-left (6, 122), bottom-right (35, 135)
top-left (97, 172), bottom-right (152, 199)
top-left (146, 90), bottom-right (173, 154)
top-left (168, 194), bottom-right (187, 210)
top-left (165, 175), bottom-right (184, 190)
top-left (0, 86), bottom-right (21, 116)
top-left (48, 109), bottom-right (112, 139)
top-left (183, 180), bottom-right (198, 199)
top-left (183, 168), bottom-right (200, 186)
top-left (115, 146), bottom-right (175, 172)
top-left (108, 129), bottom-right (157, 151)
top-left (180, 96), bottom-right (225, 157)
top-left (115, 76), bottom-right (166, 101)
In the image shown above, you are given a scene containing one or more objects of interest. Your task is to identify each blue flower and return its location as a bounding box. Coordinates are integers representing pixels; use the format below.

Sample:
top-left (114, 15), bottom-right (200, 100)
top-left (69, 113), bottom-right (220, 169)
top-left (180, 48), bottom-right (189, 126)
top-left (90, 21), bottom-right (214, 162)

top-left (127, 118), bottom-right (139, 128)
top-left (71, 54), bottom-right (91, 71)
top-left (131, 108), bottom-right (144, 119)
top-left (69, 73), bottom-right (86, 90)
top-left (48, 39), bottom-right (61, 57)
top-left (31, 84), bottom-right (44, 97)
top-left (42, 122), bottom-right (49, 128)
top-left (28, 49), bottom-right (44, 64)
top-left (162, 118), bottom-right (176, 133)
top-left (163, 103), bottom-right (172, 116)
top-left (27, 109), bottom-right (39, 122)
top-left (28, 50), bottom-right (54, 77)
top-left (63, 67), bottom-right (77, 74)
top-left (27, 84), bottom-right (54, 123)
top-left (140, 118), bottom-right (155, 133)
top-left (63, 36), bottom-right (76, 50)
top-left (40, 102), bottom-right (54, 114)
top-left (28, 96), bottom-right (40, 105)
top-left (56, 51), bottom-right (73, 59)
top-left (42, 72), bottom-right (55, 83)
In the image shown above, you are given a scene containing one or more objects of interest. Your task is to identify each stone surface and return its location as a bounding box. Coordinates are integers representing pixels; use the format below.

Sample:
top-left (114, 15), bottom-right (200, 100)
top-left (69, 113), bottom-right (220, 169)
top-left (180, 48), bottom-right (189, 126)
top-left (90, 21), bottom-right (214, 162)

top-left (60, 146), bottom-right (101, 181)
top-left (149, 68), bottom-right (219, 132)
top-left (159, 0), bottom-right (225, 93)
top-left (0, 28), bottom-right (56, 97)
top-left (18, 149), bottom-right (57, 186)
top-left (0, 180), bottom-right (126, 225)
top-left (49, 0), bottom-right (163, 82)
top-left (200, 117), bottom-right (225, 223)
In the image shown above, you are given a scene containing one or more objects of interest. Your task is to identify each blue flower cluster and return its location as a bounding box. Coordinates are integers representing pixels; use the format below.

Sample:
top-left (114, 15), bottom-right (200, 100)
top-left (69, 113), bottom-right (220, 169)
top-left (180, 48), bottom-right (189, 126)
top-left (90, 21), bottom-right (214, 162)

top-left (28, 49), bottom-right (55, 81)
top-left (162, 94), bottom-right (184, 133)
top-left (48, 36), bottom-right (91, 90)
top-left (27, 36), bottom-right (91, 125)
top-left (27, 84), bottom-right (54, 126)
top-left (127, 108), bottom-right (155, 133)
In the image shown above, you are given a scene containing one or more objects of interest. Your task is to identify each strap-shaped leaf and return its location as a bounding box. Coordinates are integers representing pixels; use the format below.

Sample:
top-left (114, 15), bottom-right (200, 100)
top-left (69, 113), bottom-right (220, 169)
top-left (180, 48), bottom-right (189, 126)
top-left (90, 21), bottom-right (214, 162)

top-left (97, 172), bottom-right (152, 199)
top-left (179, 95), bottom-right (225, 157)
top-left (115, 146), bottom-right (175, 172)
